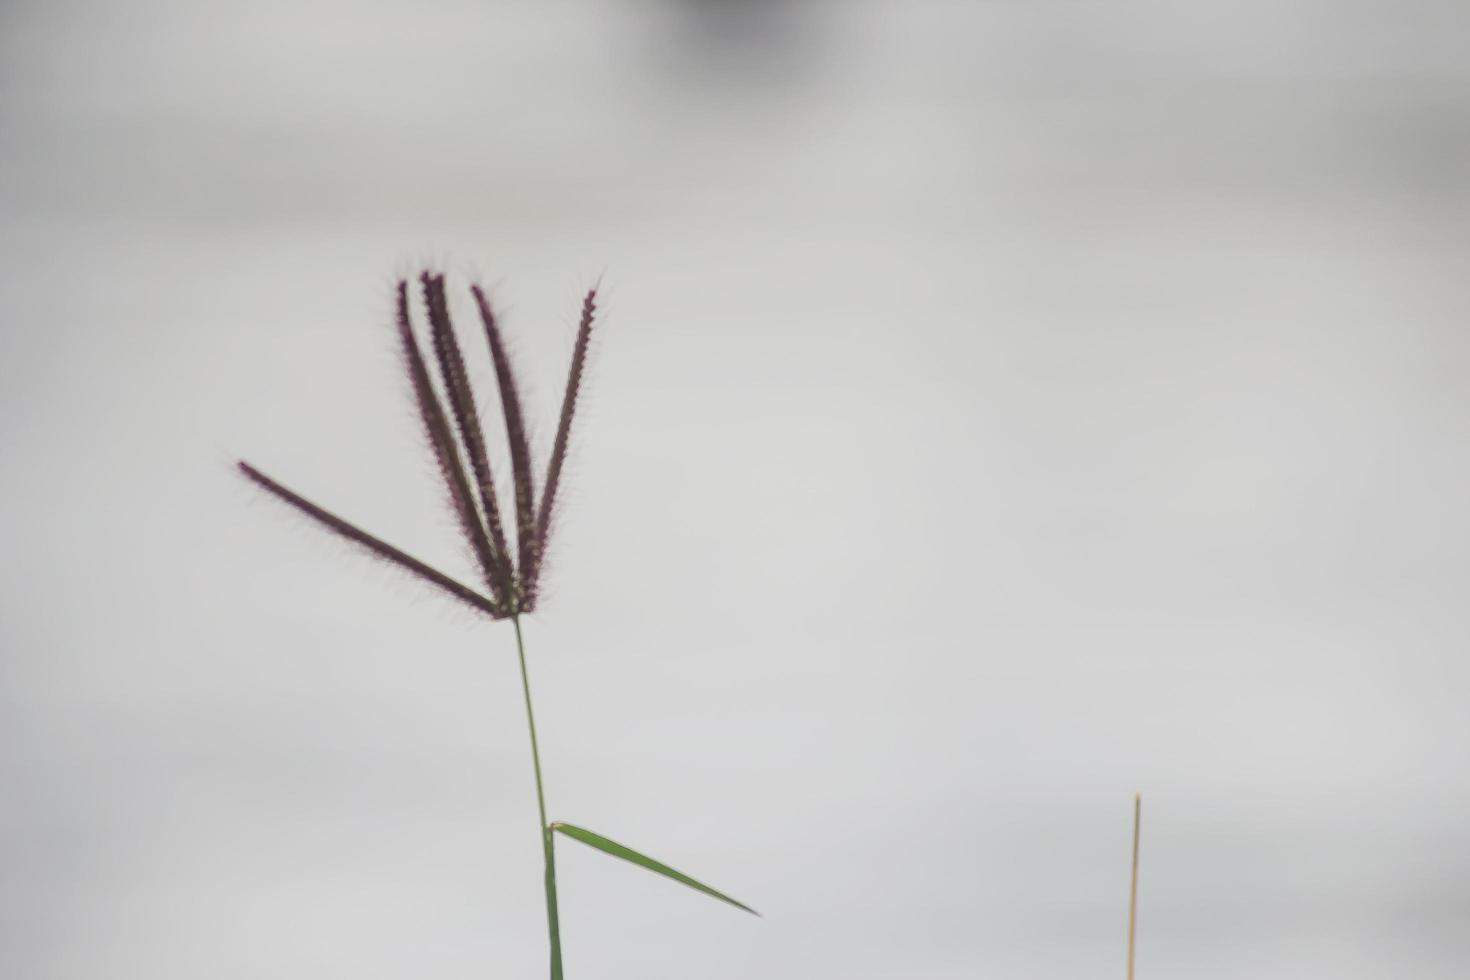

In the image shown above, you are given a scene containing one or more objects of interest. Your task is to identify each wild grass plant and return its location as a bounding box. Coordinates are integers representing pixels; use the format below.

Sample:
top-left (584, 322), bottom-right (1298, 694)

top-left (239, 272), bottom-right (756, 978)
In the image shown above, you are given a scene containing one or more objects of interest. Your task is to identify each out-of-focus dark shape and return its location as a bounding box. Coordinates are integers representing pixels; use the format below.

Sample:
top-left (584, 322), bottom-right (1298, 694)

top-left (652, 0), bottom-right (821, 88)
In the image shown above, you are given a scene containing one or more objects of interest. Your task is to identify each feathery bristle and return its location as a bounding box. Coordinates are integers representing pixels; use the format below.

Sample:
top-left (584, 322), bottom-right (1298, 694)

top-left (395, 281), bottom-right (504, 601)
top-left (528, 285), bottom-right (598, 604)
top-left (420, 273), bottom-right (515, 603)
top-left (241, 274), bottom-right (602, 622)
top-left (237, 461), bottom-right (502, 618)
top-left (471, 285), bottom-right (538, 608)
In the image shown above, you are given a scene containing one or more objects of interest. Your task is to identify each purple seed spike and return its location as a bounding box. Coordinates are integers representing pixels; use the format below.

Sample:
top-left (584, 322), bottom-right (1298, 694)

top-left (395, 280), bottom-right (502, 600)
top-left (238, 461), bottom-right (503, 618)
top-left (471, 285), bottom-right (537, 610)
top-left (527, 285), bottom-right (598, 606)
top-left (420, 272), bottom-right (515, 604)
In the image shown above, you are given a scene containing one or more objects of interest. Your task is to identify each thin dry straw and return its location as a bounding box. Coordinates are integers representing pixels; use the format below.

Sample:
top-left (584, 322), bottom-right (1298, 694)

top-left (471, 285), bottom-right (538, 604)
top-left (395, 281), bottom-right (504, 606)
top-left (420, 272), bottom-right (514, 603)
top-left (528, 286), bottom-right (598, 604)
top-left (237, 461), bottom-right (501, 618)
top-left (1128, 793), bottom-right (1141, 980)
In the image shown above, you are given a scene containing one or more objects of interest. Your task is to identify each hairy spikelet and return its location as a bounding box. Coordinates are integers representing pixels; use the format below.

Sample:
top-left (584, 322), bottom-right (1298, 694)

top-left (395, 281), bottom-right (502, 599)
top-left (242, 273), bottom-right (602, 621)
top-left (528, 286), bottom-right (598, 604)
top-left (238, 461), bottom-right (502, 618)
top-left (471, 285), bottom-right (538, 609)
top-left (420, 272), bottom-right (514, 604)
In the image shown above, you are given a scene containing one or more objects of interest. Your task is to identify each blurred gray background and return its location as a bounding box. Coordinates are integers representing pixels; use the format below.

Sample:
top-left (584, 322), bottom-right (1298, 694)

top-left (3, 1), bottom-right (1469, 977)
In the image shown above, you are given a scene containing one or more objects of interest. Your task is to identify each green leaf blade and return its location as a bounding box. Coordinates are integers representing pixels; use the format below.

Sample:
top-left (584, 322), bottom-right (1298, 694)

top-left (550, 822), bottom-right (759, 916)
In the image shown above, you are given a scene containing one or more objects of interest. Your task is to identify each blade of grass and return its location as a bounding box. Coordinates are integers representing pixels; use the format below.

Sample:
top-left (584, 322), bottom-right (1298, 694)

top-left (551, 822), bottom-right (759, 916)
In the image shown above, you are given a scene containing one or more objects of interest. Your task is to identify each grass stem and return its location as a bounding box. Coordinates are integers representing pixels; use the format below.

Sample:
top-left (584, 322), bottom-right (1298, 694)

top-left (513, 616), bottom-right (562, 979)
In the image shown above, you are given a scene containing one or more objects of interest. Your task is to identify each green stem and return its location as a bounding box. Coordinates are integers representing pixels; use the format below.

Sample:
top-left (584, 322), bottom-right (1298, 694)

top-left (513, 616), bottom-right (562, 979)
